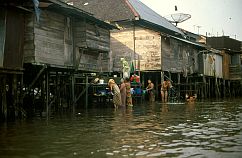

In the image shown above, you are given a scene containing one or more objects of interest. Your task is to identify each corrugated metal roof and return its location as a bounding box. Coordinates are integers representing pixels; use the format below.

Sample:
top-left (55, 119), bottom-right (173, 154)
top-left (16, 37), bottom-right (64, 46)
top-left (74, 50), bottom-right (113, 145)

top-left (128, 0), bottom-right (184, 36)
top-left (171, 35), bottom-right (206, 48)
top-left (60, 0), bottom-right (135, 22)
top-left (47, 0), bottom-right (116, 29)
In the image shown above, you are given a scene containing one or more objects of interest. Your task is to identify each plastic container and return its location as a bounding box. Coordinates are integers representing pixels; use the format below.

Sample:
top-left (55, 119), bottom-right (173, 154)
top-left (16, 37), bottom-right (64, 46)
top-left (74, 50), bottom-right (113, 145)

top-left (135, 88), bottom-right (142, 95)
top-left (99, 79), bottom-right (104, 84)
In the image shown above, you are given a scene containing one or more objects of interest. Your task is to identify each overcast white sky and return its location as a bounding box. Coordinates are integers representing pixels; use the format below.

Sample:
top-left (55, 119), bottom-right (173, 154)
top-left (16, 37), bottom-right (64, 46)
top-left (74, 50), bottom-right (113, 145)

top-left (139, 0), bottom-right (242, 41)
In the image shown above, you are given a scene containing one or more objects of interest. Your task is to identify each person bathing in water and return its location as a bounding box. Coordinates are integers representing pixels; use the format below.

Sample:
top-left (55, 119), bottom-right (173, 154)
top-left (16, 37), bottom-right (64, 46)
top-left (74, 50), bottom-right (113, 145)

top-left (186, 93), bottom-right (197, 103)
top-left (108, 79), bottom-right (122, 108)
top-left (161, 79), bottom-right (172, 102)
top-left (146, 79), bottom-right (155, 102)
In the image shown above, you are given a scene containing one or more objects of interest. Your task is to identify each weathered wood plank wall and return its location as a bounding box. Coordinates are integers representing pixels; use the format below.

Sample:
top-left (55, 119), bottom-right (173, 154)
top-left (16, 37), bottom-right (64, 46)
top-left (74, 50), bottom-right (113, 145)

top-left (24, 10), bottom-right (73, 67)
top-left (86, 23), bottom-right (110, 52)
top-left (24, 10), bottom-right (111, 71)
top-left (135, 27), bottom-right (161, 71)
top-left (111, 28), bottom-right (134, 72)
top-left (64, 17), bottom-right (73, 67)
top-left (24, 14), bottom-right (35, 63)
top-left (73, 20), bottom-right (110, 51)
top-left (3, 8), bottom-right (24, 69)
top-left (74, 20), bottom-right (110, 72)
top-left (73, 20), bottom-right (86, 48)
top-left (34, 11), bottom-right (66, 66)
top-left (111, 26), bottom-right (162, 72)
top-left (221, 50), bottom-right (230, 80)
top-left (162, 37), bottom-right (199, 74)
top-left (161, 36), bottom-right (171, 71)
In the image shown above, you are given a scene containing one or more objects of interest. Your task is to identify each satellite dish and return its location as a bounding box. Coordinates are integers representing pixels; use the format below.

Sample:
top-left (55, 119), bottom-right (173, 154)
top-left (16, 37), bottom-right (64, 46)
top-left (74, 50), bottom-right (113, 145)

top-left (164, 13), bottom-right (191, 26)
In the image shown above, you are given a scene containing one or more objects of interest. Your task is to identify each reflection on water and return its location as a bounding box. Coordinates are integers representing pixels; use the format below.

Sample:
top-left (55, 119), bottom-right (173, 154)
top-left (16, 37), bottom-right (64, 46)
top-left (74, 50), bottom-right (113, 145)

top-left (1, 99), bottom-right (242, 158)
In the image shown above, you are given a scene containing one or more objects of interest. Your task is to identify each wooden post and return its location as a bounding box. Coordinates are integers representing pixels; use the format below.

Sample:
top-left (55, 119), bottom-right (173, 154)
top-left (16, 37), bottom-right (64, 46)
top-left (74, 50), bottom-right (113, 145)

top-left (155, 72), bottom-right (158, 101)
top-left (85, 75), bottom-right (88, 108)
top-left (13, 74), bottom-right (17, 118)
top-left (2, 76), bottom-right (7, 120)
top-left (194, 77), bottom-right (197, 96)
top-left (142, 72), bottom-right (145, 87)
top-left (71, 74), bottom-right (75, 114)
top-left (177, 73), bottom-right (180, 101)
top-left (223, 79), bottom-right (226, 98)
top-left (19, 74), bottom-right (24, 118)
top-left (228, 80), bottom-right (231, 97)
top-left (207, 78), bottom-right (210, 98)
top-left (189, 77), bottom-right (192, 93)
top-left (186, 76), bottom-right (188, 95)
top-left (46, 69), bottom-right (49, 120)
top-left (41, 73), bottom-right (45, 116)
top-left (214, 78), bottom-right (217, 98)
top-left (0, 76), bottom-right (2, 119)
top-left (203, 76), bottom-right (207, 99)
top-left (217, 78), bottom-right (221, 98)
top-left (168, 72), bottom-right (171, 101)
top-left (55, 72), bottom-right (59, 112)
top-left (201, 76), bottom-right (204, 98)
top-left (141, 72), bottom-right (145, 101)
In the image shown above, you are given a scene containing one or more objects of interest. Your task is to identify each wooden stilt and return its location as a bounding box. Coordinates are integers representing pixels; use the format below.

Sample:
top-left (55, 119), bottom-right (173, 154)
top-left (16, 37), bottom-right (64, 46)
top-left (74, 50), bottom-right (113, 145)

top-left (20, 74), bottom-right (25, 118)
top-left (214, 78), bottom-right (217, 98)
top-left (46, 69), bottom-right (49, 120)
top-left (228, 80), bottom-right (231, 97)
top-left (142, 72), bottom-right (145, 88)
top-left (177, 73), bottom-right (180, 101)
top-left (41, 73), bottom-right (45, 117)
top-left (203, 76), bottom-right (206, 99)
top-left (168, 72), bottom-right (172, 102)
top-left (194, 77), bottom-right (197, 96)
top-left (85, 75), bottom-right (88, 108)
top-left (71, 74), bottom-right (75, 114)
top-left (186, 76), bottom-right (188, 95)
top-left (13, 74), bottom-right (17, 118)
top-left (0, 76), bottom-right (2, 119)
top-left (2, 76), bottom-right (7, 120)
top-left (208, 78), bottom-right (211, 98)
top-left (55, 72), bottom-right (59, 112)
top-left (24, 66), bottom-right (46, 98)
top-left (217, 78), bottom-right (221, 98)
top-left (201, 76), bottom-right (204, 98)
top-left (223, 79), bottom-right (225, 98)
top-left (155, 72), bottom-right (158, 100)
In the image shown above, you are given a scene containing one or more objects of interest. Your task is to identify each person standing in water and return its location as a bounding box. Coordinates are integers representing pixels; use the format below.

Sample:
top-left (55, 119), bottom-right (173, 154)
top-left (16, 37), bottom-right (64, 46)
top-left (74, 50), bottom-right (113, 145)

top-left (146, 79), bottom-right (155, 102)
top-left (124, 77), bottom-right (133, 107)
top-left (119, 78), bottom-right (126, 107)
top-left (108, 79), bottom-right (122, 108)
top-left (161, 79), bottom-right (169, 102)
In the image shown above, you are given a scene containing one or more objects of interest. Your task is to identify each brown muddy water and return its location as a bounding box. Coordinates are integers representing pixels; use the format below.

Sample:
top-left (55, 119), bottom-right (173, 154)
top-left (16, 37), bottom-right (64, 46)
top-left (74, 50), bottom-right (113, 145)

top-left (0, 99), bottom-right (242, 158)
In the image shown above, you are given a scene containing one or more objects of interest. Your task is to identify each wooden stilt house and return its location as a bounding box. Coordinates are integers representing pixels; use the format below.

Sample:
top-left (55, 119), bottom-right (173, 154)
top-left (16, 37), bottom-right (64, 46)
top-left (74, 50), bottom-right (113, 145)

top-left (1, 0), bottom-right (115, 119)
top-left (24, 0), bottom-right (113, 72)
top-left (67, 0), bottom-right (207, 100)
top-left (207, 36), bottom-right (242, 97)
top-left (0, 3), bottom-right (26, 119)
